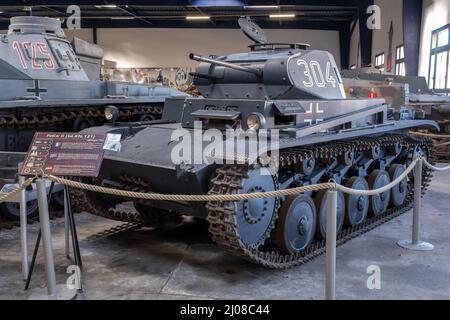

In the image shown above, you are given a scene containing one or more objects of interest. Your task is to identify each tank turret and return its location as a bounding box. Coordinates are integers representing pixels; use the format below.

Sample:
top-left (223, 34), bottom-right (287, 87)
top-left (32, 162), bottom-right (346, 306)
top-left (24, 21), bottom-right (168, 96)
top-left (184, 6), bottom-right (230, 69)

top-left (1, 16), bottom-right (89, 81)
top-left (189, 18), bottom-right (344, 101)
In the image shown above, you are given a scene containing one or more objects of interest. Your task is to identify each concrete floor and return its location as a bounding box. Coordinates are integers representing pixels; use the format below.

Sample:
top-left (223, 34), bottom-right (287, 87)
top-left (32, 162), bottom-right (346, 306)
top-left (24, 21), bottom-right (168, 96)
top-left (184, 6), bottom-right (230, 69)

top-left (1, 167), bottom-right (450, 300)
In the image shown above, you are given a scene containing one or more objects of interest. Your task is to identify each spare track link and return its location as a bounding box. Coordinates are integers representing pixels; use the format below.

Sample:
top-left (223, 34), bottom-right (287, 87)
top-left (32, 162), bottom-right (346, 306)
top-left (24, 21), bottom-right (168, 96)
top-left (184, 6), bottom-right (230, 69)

top-left (206, 134), bottom-right (435, 269)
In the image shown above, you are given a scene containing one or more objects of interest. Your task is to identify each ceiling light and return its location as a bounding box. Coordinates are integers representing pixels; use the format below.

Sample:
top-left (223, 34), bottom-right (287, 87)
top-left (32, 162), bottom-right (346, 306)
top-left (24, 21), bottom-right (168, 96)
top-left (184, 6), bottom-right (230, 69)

top-left (269, 13), bottom-right (296, 19)
top-left (186, 16), bottom-right (211, 20)
top-left (110, 17), bottom-right (134, 20)
top-left (95, 4), bottom-right (117, 9)
top-left (244, 6), bottom-right (280, 9)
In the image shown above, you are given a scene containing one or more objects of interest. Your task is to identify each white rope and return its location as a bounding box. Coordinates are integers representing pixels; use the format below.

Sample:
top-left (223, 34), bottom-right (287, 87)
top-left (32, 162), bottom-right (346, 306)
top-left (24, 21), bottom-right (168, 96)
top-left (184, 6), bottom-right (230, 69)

top-left (335, 157), bottom-right (418, 196)
top-left (47, 158), bottom-right (428, 201)
top-left (422, 158), bottom-right (450, 172)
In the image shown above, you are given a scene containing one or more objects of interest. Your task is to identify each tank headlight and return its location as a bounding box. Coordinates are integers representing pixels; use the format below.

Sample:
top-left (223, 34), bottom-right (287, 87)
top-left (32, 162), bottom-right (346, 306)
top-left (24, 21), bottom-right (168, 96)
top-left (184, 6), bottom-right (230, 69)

top-left (104, 106), bottom-right (119, 122)
top-left (247, 113), bottom-right (265, 130)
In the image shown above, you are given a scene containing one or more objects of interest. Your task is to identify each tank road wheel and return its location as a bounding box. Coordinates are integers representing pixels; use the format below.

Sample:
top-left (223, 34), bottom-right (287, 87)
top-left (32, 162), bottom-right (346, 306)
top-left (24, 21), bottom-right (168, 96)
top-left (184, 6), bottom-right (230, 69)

top-left (368, 170), bottom-right (391, 216)
top-left (233, 167), bottom-right (279, 248)
top-left (389, 164), bottom-right (407, 207)
top-left (344, 177), bottom-right (369, 226)
top-left (0, 200), bottom-right (38, 221)
top-left (315, 190), bottom-right (345, 239)
top-left (276, 195), bottom-right (317, 254)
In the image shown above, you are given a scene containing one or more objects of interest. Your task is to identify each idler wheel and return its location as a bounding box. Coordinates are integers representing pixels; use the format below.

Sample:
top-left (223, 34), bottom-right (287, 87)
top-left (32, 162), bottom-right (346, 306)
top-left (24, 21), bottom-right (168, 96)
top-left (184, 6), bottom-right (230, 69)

top-left (389, 164), bottom-right (407, 207)
top-left (234, 167), bottom-right (279, 248)
top-left (344, 177), bottom-right (369, 226)
top-left (276, 195), bottom-right (317, 254)
top-left (315, 189), bottom-right (345, 239)
top-left (0, 200), bottom-right (38, 221)
top-left (368, 170), bottom-right (391, 216)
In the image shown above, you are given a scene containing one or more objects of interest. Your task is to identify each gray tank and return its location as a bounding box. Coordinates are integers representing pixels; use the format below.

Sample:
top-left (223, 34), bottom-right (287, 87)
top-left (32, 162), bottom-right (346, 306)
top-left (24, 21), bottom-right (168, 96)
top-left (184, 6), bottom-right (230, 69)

top-left (342, 68), bottom-right (450, 159)
top-left (0, 16), bottom-right (186, 220)
top-left (74, 19), bottom-right (438, 268)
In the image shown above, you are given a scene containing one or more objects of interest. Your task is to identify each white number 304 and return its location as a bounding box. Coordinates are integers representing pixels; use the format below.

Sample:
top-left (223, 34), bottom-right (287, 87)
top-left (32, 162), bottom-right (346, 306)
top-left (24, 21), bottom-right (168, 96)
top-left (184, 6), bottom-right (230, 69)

top-left (296, 59), bottom-right (336, 88)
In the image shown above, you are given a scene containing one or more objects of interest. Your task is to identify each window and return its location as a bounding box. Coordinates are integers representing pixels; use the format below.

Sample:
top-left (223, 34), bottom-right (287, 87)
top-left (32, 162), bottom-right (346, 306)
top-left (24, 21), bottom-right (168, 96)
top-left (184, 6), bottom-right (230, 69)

top-left (429, 24), bottom-right (450, 93)
top-left (395, 45), bottom-right (405, 76)
top-left (375, 53), bottom-right (385, 71)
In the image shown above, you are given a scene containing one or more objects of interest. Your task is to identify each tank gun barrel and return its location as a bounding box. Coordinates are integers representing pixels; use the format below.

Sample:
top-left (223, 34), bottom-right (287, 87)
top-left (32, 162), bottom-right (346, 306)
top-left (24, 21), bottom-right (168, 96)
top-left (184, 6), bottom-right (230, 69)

top-left (189, 53), bottom-right (262, 77)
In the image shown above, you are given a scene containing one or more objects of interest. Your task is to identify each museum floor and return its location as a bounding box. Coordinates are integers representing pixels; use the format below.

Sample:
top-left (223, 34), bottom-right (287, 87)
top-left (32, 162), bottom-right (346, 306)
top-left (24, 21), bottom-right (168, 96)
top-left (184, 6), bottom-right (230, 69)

top-left (1, 166), bottom-right (449, 300)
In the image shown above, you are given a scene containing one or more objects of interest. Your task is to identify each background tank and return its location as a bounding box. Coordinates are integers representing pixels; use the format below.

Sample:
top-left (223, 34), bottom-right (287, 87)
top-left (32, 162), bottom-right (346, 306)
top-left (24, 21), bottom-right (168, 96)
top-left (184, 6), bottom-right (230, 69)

top-left (73, 18), bottom-right (438, 268)
top-left (0, 15), bottom-right (186, 221)
top-left (342, 68), bottom-right (450, 159)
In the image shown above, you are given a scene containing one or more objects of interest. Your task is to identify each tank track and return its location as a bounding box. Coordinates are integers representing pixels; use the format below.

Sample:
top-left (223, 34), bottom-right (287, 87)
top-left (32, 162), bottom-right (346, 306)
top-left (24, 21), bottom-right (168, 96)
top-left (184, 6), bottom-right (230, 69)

top-left (0, 210), bottom-right (64, 231)
top-left (70, 133), bottom-right (435, 269)
top-left (206, 134), bottom-right (435, 268)
top-left (0, 104), bottom-right (163, 129)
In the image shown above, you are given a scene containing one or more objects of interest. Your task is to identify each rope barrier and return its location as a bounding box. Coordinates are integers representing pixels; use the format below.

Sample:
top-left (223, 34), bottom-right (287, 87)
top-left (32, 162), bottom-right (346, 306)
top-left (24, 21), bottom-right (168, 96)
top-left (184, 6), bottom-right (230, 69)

top-left (335, 158), bottom-right (418, 196)
top-left (422, 158), bottom-right (450, 172)
top-left (35, 155), bottom-right (450, 203)
top-left (47, 175), bottom-right (335, 202)
top-left (46, 157), bottom-right (423, 202)
top-left (0, 177), bottom-right (35, 204)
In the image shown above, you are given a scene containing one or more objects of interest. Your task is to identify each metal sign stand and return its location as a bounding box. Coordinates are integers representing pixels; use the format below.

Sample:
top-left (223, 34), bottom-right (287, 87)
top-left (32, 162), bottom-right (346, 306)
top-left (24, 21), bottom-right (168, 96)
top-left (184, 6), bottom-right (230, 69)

top-left (18, 166), bottom-right (29, 281)
top-left (397, 159), bottom-right (434, 251)
top-left (21, 176), bottom-right (82, 300)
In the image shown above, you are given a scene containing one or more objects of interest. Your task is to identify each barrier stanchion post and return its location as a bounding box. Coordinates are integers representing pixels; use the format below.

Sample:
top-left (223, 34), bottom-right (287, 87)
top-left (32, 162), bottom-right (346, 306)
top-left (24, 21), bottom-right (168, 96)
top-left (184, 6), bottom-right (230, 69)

top-left (325, 189), bottom-right (337, 300)
top-left (18, 165), bottom-right (29, 281)
top-left (35, 178), bottom-right (57, 298)
top-left (397, 158), bottom-right (434, 251)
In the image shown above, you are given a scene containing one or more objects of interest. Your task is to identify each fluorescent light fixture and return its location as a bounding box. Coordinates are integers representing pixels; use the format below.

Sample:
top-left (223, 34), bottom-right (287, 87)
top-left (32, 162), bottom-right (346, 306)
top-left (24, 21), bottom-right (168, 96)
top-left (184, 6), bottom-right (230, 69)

top-left (186, 15), bottom-right (211, 20)
top-left (244, 5), bottom-right (280, 9)
top-left (269, 13), bottom-right (296, 19)
top-left (95, 4), bottom-right (117, 9)
top-left (110, 17), bottom-right (134, 20)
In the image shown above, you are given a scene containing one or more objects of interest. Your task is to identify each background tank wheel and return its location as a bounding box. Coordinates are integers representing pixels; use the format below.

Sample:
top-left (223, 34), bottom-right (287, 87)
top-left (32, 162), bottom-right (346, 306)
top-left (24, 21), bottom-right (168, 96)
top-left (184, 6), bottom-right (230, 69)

top-left (139, 114), bottom-right (156, 122)
top-left (368, 170), bottom-right (391, 216)
top-left (315, 189), bottom-right (345, 239)
top-left (73, 118), bottom-right (94, 131)
top-left (50, 190), bottom-right (65, 210)
top-left (276, 194), bottom-right (317, 254)
top-left (389, 164), bottom-right (407, 207)
top-left (233, 167), bottom-right (279, 248)
top-left (0, 200), bottom-right (38, 221)
top-left (344, 177), bottom-right (369, 226)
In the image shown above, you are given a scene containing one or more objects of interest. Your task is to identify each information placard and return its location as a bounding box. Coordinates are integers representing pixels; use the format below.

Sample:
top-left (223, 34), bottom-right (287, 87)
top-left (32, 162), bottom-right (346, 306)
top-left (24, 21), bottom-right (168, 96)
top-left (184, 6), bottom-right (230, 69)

top-left (20, 132), bottom-right (107, 177)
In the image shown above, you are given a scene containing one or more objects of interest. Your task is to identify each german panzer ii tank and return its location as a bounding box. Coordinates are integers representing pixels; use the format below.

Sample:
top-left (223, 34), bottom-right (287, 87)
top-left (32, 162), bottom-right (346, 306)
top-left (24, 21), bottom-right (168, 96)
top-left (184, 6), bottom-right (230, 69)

top-left (74, 19), bottom-right (438, 268)
top-left (0, 15), bottom-right (186, 220)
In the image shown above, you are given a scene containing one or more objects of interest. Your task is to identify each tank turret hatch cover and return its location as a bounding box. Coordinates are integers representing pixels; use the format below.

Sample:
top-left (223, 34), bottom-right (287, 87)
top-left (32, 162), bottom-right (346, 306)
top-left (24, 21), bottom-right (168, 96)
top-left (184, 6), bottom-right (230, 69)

top-left (8, 16), bottom-right (65, 38)
top-left (238, 17), bottom-right (268, 44)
